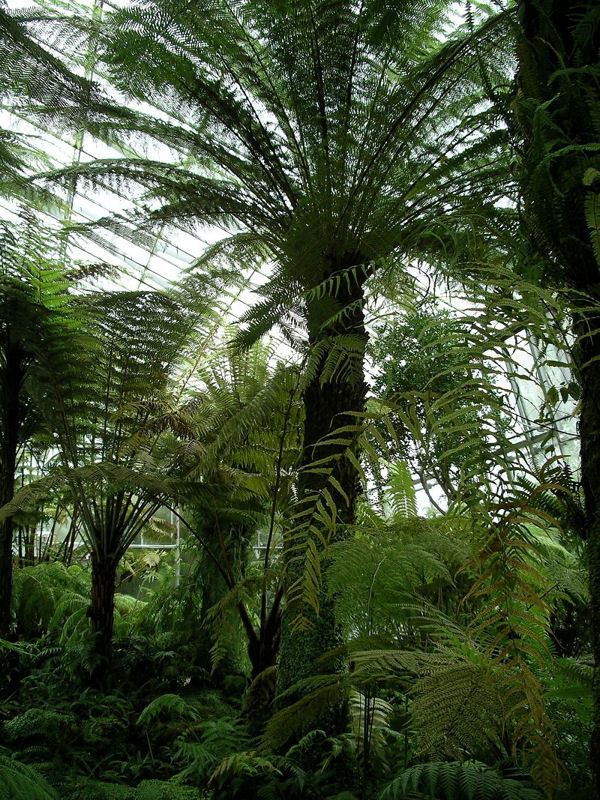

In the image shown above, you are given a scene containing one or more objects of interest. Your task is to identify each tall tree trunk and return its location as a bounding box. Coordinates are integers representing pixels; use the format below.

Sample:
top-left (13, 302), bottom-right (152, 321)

top-left (0, 344), bottom-right (23, 636)
top-left (0, 464), bottom-right (15, 636)
top-left (0, 515), bottom-right (13, 636)
top-left (277, 256), bottom-right (368, 726)
top-left (248, 591), bottom-right (283, 680)
top-left (243, 595), bottom-right (283, 735)
top-left (516, 2), bottom-right (600, 792)
top-left (89, 551), bottom-right (118, 669)
top-left (575, 311), bottom-right (600, 792)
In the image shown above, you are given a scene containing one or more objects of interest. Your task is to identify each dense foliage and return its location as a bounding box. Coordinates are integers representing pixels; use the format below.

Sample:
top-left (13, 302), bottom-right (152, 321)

top-left (0, 1), bottom-right (598, 799)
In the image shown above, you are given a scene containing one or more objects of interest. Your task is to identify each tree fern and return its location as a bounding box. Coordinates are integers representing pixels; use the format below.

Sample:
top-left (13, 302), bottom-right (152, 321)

top-left (11, 280), bottom-right (221, 669)
top-left (550, 656), bottom-right (594, 700)
top-left (274, 473), bottom-right (569, 793)
top-left (0, 1), bottom-right (100, 203)
top-left (284, 253), bottom-right (580, 792)
top-left (164, 347), bottom-right (300, 687)
top-left (0, 212), bottom-right (84, 635)
top-left (24, 0), bottom-right (517, 710)
top-left (11, 561), bottom-right (88, 637)
top-left (327, 517), bottom-right (465, 646)
top-left (370, 308), bottom-right (511, 507)
top-left (456, 480), bottom-right (564, 795)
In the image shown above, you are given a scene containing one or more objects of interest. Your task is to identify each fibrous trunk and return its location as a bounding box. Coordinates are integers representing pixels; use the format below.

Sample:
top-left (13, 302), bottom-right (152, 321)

top-left (0, 515), bottom-right (13, 636)
top-left (575, 312), bottom-right (600, 792)
top-left (248, 596), bottom-right (282, 681)
top-left (277, 258), bottom-right (367, 725)
top-left (89, 551), bottom-right (118, 670)
top-left (0, 346), bottom-right (22, 636)
top-left (243, 597), bottom-right (283, 734)
top-left (516, 3), bottom-right (600, 791)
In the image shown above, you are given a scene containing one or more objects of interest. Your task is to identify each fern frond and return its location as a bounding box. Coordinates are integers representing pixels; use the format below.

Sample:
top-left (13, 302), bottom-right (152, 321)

top-left (0, 754), bottom-right (59, 800)
top-left (380, 760), bottom-right (544, 800)
top-left (137, 693), bottom-right (200, 727)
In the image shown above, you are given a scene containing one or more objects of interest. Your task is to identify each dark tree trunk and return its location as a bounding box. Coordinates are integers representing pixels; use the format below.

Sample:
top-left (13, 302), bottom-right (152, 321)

top-left (248, 591), bottom-right (282, 680)
top-left (0, 343), bottom-right (24, 636)
top-left (243, 595), bottom-right (283, 734)
top-left (575, 313), bottom-right (600, 792)
top-left (0, 515), bottom-right (13, 636)
top-left (515, 3), bottom-right (600, 793)
top-left (89, 552), bottom-right (118, 669)
top-left (0, 464), bottom-right (15, 637)
top-left (277, 255), bottom-right (368, 730)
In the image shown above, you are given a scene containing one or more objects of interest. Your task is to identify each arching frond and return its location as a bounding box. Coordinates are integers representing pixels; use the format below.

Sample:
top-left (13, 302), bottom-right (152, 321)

top-left (0, 754), bottom-right (59, 800)
top-left (380, 760), bottom-right (544, 800)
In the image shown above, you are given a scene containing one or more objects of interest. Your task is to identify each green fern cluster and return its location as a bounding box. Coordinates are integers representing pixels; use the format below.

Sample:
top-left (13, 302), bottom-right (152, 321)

top-left (380, 760), bottom-right (544, 800)
top-left (61, 778), bottom-right (200, 800)
top-left (457, 482), bottom-right (565, 795)
top-left (11, 562), bottom-right (88, 637)
top-left (370, 308), bottom-right (512, 506)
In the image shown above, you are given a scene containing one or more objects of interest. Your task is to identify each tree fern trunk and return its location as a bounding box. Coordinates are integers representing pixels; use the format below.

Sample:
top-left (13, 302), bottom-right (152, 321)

top-left (516, 3), bottom-right (600, 791)
top-left (244, 599), bottom-right (283, 735)
top-left (0, 344), bottom-right (22, 636)
top-left (89, 552), bottom-right (117, 670)
top-left (0, 517), bottom-right (13, 636)
top-left (0, 466), bottom-right (14, 636)
top-left (277, 256), bottom-right (368, 732)
top-left (576, 314), bottom-right (600, 794)
top-left (249, 593), bottom-right (282, 680)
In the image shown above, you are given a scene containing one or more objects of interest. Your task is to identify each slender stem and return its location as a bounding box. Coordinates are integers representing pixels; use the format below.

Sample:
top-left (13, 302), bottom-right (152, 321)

top-left (261, 379), bottom-right (298, 627)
